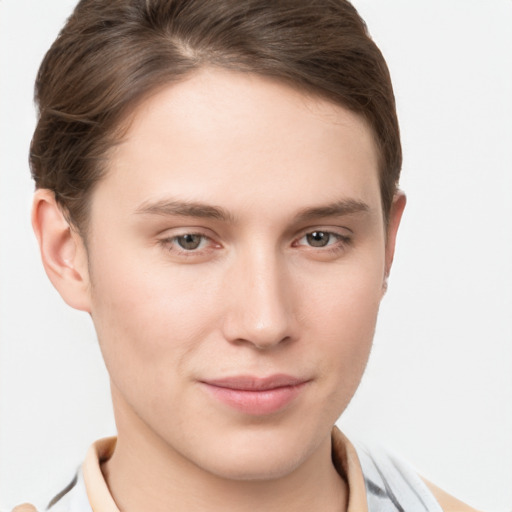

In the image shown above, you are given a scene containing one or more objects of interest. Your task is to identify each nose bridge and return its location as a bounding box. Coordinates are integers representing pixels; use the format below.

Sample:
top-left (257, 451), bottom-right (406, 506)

top-left (223, 242), bottom-right (293, 349)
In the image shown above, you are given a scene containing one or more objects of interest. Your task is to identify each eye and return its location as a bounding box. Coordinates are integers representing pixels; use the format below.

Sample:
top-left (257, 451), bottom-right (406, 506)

top-left (292, 229), bottom-right (352, 257)
top-left (297, 230), bottom-right (345, 248)
top-left (159, 232), bottom-right (217, 255)
top-left (175, 233), bottom-right (204, 250)
top-left (305, 231), bottom-right (333, 247)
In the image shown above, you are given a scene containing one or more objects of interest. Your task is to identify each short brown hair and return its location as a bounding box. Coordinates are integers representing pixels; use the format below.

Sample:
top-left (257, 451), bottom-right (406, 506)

top-left (31, 0), bottom-right (401, 233)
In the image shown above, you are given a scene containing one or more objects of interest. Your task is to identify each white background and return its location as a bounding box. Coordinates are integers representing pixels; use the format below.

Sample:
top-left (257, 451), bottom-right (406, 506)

top-left (1, 1), bottom-right (511, 510)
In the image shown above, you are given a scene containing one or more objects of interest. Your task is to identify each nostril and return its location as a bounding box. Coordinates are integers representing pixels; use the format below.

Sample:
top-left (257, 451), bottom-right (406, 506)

top-left (251, 334), bottom-right (292, 351)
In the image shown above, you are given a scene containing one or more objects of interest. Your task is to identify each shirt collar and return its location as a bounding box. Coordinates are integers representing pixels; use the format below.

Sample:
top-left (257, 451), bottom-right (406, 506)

top-left (81, 428), bottom-right (368, 512)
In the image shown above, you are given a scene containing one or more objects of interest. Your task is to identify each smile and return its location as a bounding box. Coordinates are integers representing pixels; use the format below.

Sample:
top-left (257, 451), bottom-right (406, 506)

top-left (199, 375), bottom-right (310, 415)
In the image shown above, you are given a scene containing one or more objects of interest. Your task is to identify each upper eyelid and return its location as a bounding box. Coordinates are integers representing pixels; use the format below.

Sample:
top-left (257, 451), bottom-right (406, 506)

top-left (159, 234), bottom-right (218, 256)
top-left (293, 225), bottom-right (353, 239)
top-left (295, 231), bottom-right (349, 243)
top-left (299, 230), bottom-right (348, 239)
top-left (157, 226), bottom-right (218, 239)
top-left (162, 233), bottom-right (214, 245)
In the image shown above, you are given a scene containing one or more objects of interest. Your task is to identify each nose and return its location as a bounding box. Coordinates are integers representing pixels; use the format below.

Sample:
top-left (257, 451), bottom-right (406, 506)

top-left (221, 247), bottom-right (296, 350)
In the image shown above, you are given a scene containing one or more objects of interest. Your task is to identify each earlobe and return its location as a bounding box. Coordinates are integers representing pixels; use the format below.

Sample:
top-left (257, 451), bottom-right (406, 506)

top-left (382, 191), bottom-right (406, 294)
top-left (32, 189), bottom-right (91, 312)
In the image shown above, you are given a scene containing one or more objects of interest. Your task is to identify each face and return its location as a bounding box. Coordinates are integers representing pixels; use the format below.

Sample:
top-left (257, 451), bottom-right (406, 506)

top-left (81, 68), bottom-right (400, 480)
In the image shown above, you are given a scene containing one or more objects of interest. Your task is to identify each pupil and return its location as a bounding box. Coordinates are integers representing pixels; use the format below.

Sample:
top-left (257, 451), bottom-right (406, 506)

top-left (307, 231), bottom-right (329, 247)
top-left (177, 234), bottom-right (202, 250)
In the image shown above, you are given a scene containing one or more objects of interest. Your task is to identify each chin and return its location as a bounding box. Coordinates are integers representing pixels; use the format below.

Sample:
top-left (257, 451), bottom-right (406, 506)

top-left (203, 448), bottom-right (305, 482)
top-left (186, 424), bottom-right (320, 482)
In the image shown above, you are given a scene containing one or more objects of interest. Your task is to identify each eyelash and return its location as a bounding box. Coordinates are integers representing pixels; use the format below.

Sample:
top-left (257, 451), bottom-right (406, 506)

top-left (159, 233), bottom-right (218, 257)
top-left (293, 231), bottom-right (352, 254)
top-left (158, 229), bottom-right (352, 257)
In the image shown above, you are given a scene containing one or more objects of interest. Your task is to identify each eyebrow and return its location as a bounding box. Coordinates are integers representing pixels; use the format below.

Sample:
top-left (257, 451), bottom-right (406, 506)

top-left (135, 198), bottom-right (370, 223)
top-left (135, 199), bottom-right (236, 222)
top-left (293, 199), bottom-right (370, 223)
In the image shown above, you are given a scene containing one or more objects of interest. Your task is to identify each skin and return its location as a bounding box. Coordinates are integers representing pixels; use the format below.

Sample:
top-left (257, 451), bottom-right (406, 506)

top-left (33, 68), bottom-right (405, 512)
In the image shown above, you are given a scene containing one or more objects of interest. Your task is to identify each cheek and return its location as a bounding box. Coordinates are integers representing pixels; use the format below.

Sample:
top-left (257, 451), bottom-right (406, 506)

top-left (303, 250), bottom-right (384, 335)
top-left (303, 258), bottom-right (383, 391)
top-left (87, 250), bottom-right (220, 383)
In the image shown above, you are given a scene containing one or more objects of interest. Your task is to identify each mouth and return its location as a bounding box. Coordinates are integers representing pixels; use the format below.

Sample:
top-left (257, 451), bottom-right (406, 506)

top-left (199, 374), bottom-right (310, 415)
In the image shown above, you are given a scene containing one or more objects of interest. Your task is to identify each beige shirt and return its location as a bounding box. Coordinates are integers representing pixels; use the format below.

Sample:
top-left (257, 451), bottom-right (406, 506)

top-left (13, 428), bottom-right (481, 512)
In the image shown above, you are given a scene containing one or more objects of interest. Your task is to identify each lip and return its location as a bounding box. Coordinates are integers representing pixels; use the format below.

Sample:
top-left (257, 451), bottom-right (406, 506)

top-left (199, 374), bottom-right (310, 415)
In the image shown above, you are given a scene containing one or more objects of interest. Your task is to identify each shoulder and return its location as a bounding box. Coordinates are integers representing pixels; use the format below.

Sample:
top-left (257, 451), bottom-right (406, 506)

top-left (423, 479), bottom-right (482, 512)
top-left (10, 470), bottom-right (88, 512)
top-left (332, 427), bottom-right (482, 512)
top-left (356, 442), bottom-right (482, 512)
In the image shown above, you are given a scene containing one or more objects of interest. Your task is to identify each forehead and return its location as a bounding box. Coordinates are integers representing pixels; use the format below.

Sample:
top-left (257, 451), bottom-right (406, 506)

top-left (95, 68), bottom-right (381, 222)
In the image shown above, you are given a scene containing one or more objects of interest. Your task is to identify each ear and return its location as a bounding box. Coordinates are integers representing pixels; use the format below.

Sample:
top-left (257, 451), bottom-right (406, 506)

top-left (32, 189), bottom-right (91, 312)
top-left (383, 191), bottom-right (406, 293)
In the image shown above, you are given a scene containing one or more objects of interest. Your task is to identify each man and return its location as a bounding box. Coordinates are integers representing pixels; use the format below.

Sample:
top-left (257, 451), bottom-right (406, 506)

top-left (13, 0), bottom-right (480, 510)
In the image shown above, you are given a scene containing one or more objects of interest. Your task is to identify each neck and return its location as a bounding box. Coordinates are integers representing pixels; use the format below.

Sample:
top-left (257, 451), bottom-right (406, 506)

top-left (102, 395), bottom-right (348, 512)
